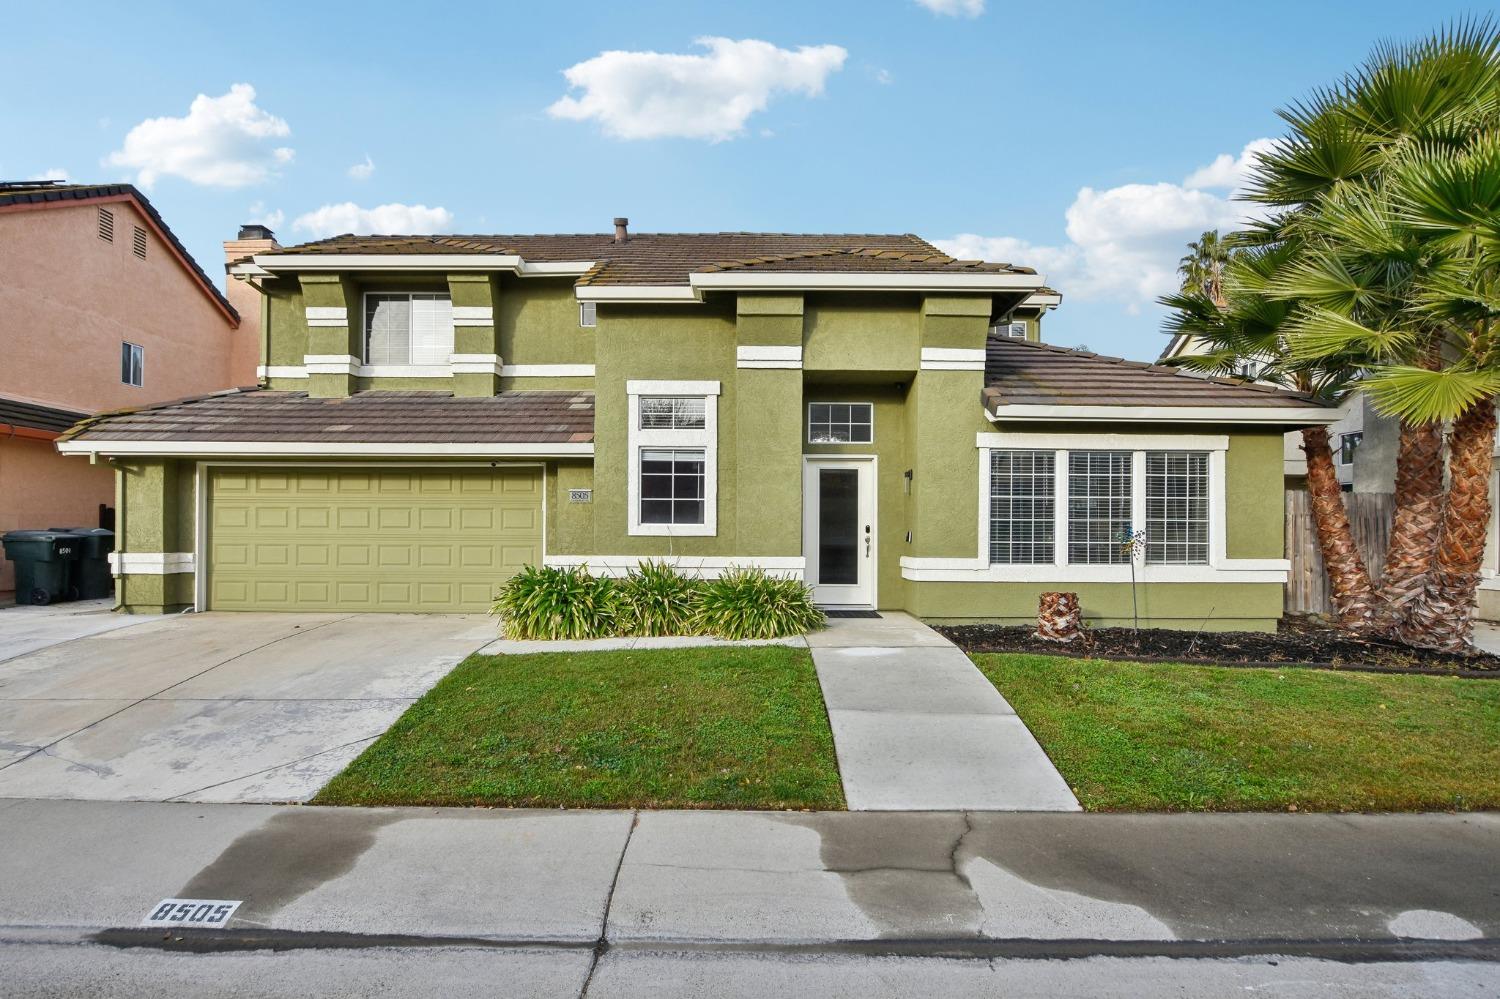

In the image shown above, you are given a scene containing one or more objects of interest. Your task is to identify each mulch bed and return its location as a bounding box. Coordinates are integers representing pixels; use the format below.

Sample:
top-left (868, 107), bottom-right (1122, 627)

top-left (936, 615), bottom-right (1500, 677)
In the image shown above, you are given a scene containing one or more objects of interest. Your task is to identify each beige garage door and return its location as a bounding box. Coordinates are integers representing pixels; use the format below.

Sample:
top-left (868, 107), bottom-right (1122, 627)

top-left (207, 466), bottom-right (542, 612)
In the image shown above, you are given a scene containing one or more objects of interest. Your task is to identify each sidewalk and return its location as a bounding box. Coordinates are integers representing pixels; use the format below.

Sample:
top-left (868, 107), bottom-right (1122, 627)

top-left (2, 800), bottom-right (1494, 996)
top-left (809, 612), bottom-right (1079, 811)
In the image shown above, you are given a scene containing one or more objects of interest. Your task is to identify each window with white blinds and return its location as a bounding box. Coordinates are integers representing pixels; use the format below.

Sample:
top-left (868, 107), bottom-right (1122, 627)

top-left (364, 293), bottom-right (454, 366)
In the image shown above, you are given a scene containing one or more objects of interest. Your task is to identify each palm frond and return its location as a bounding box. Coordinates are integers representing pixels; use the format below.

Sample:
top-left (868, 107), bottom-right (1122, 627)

top-left (1359, 364), bottom-right (1500, 421)
top-left (1283, 305), bottom-right (1418, 362)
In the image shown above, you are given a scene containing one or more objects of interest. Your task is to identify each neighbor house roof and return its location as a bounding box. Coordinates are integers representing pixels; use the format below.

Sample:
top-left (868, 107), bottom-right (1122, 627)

top-left (0, 181), bottom-right (238, 322)
top-left (258, 232), bottom-right (1038, 287)
top-left (981, 337), bottom-right (1337, 424)
top-left (58, 389), bottom-right (595, 455)
top-left (0, 395), bottom-right (88, 439)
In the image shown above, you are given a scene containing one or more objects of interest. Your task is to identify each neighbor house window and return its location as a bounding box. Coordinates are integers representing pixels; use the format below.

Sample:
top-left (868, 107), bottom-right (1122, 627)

top-left (639, 449), bottom-right (706, 525)
top-left (1145, 451), bottom-right (1209, 565)
top-left (1067, 451), bottom-right (1132, 564)
top-left (989, 450), bottom-right (1055, 564)
top-left (364, 292), bottom-right (454, 365)
top-left (808, 402), bottom-right (874, 444)
top-left (627, 380), bottom-right (720, 536)
top-left (121, 342), bottom-right (143, 387)
top-left (579, 301), bottom-right (597, 327)
top-left (1339, 431), bottom-right (1363, 465)
top-left (989, 321), bottom-right (1027, 339)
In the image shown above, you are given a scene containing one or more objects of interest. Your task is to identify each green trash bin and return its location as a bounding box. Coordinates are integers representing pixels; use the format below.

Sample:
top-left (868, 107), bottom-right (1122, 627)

top-left (48, 528), bottom-right (116, 600)
top-left (2, 530), bottom-right (82, 605)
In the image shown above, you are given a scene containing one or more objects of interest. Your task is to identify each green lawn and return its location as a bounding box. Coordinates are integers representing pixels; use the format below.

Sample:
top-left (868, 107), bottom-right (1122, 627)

top-left (315, 646), bottom-right (845, 809)
top-left (974, 653), bottom-right (1500, 812)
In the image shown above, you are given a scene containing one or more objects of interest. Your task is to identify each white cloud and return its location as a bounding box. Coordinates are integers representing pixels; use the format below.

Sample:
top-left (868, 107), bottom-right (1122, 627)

top-left (933, 139), bottom-right (1273, 313)
top-left (105, 84), bottom-right (293, 188)
top-left (547, 36), bottom-right (848, 141)
top-left (875, 68), bottom-right (894, 85)
top-left (291, 202), bottom-right (454, 238)
top-left (26, 168), bottom-right (70, 182)
top-left (914, 0), bottom-right (984, 16)
top-left (347, 155), bottom-right (375, 180)
top-left (1182, 137), bottom-right (1276, 195)
top-left (246, 200), bottom-right (284, 230)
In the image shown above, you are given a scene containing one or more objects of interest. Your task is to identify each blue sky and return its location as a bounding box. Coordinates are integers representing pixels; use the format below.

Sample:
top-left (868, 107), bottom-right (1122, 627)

top-left (1, 0), bottom-right (1477, 360)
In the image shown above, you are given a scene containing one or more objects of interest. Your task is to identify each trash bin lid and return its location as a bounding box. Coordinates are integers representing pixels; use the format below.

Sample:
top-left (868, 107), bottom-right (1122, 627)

top-left (3, 530), bottom-right (70, 542)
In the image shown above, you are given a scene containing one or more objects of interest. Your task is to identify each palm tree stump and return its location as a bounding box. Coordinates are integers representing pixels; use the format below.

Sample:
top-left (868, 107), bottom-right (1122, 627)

top-left (1036, 592), bottom-right (1082, 643)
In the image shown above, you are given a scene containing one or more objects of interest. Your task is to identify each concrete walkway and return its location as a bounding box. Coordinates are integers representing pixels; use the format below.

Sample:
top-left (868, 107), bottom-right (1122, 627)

top-left (810, 613), bottom-right (1079, 811)
top-left (0, 598), bottom-right (155, 664)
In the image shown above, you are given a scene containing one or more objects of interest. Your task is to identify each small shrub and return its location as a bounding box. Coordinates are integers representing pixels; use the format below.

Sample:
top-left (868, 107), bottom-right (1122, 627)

top-left (492, 564), bottom-right (621, 640)
top-left (617, 560), bottom-right (703, 636)
top-left (694, 567), bottom-right (826, 640)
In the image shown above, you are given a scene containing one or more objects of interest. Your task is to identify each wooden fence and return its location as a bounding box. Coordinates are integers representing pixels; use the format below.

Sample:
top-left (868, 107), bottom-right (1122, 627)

top-left (1284, 489), bottom-right (1394, 615)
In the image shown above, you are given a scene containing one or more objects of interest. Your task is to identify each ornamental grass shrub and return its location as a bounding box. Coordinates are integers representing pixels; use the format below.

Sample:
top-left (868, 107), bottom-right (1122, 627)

top-left (493, 563), bottom-right (824, 640)
top-left (692, 568), bottom-right (827, 640)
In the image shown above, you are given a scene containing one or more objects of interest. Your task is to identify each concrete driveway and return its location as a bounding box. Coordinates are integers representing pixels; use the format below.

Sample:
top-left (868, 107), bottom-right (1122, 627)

top-left (0, 612), bottom-right (495, 803)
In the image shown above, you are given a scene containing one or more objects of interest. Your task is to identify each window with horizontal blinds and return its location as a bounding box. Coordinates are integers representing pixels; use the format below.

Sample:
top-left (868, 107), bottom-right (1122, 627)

top-left (989, 450), bottom-right (1055, 564)
top-left (364, 293), bottom-right (453, 365)
top-left (1067, 451), bottom-right (1133, 564)
top-left (1146, 451), bottom-right (1209, 565)
top-left (639, 397), bottom-right (706, 430)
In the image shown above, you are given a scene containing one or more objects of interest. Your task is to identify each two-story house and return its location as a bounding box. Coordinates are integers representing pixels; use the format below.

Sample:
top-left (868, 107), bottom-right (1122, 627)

top-left (0, 181), bottom-right (249, 599)
top-left (58, 221), bottom-right (1338, 630)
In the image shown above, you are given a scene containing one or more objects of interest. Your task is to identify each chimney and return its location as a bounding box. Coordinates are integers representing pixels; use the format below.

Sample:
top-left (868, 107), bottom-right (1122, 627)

top-left (613, 217), bottom-right (629, 244)
top-left (223, 223), bottom-right (282, 388)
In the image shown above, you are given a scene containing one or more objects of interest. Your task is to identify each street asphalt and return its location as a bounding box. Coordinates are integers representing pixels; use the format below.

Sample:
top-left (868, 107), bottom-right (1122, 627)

top-left (0, 799), bottom-right (1495, 996)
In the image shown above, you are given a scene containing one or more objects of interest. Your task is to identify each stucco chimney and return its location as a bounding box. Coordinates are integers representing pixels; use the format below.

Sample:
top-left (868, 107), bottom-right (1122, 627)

top-left (223, 224), bottom-right (281, 387)
top-left (613, 217), bottom-right (629, 244)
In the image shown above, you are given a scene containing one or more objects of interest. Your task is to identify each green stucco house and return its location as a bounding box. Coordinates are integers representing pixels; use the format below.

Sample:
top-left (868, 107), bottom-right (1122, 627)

top-left (59, 223), bottom-right (1338, 630)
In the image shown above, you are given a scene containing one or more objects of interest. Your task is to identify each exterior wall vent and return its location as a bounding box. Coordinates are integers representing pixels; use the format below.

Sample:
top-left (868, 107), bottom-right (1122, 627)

top-left (132, 226), bottom-right (147, 259)
top-left (98, 207), bottom-right (114, 242)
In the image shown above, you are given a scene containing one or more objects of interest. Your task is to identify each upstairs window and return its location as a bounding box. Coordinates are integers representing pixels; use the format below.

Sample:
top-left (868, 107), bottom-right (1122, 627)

top-left (990, 320), bottom-right (1027, 339)
top-left (1339, 431), bottom-right (1363, 465)
top-left (364, 292), bottom-right (454, 366)
top-left (808, 402), bottom-right (874, 444)
top-left (640, 396), bottom-right (706, 430)
top-left (98, 207), bottom-right (114, 242)
top-left (132, 225), bottom-right (147, 259)
top-left (121, 342), bottom-right (144, 387)
top-left (579, 301), bottom-right (597, 327)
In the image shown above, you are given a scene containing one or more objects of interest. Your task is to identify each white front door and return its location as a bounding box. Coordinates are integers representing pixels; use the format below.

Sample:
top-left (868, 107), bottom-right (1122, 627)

top-left (803, 458), bottom-right (876, 607)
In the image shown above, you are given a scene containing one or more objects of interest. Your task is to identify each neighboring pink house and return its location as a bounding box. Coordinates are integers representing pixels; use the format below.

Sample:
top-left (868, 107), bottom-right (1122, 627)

top-left (0, 181), bottom-right (251, 597)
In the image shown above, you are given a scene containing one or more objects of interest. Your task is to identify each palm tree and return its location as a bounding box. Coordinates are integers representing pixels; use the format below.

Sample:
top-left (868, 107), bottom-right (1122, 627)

top-left (1235, 19), bottom-right (1500, 647)
top-left (1161, 247), bottom-right (1385, 632)
top-left (1178, 230), bottom-right (1232, 305)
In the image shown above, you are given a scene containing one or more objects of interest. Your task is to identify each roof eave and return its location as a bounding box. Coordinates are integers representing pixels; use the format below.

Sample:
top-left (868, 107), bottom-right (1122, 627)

top-left (983, 401), bottom-right (1344, 426)
top-left (56, 440), bottom-right (596, 458)
top-left (249, 254), bottom-right (596, 277)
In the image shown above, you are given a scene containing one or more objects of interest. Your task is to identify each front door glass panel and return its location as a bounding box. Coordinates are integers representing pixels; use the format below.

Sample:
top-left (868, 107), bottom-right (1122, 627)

top-left (818, 469), bottom-right (859, 585)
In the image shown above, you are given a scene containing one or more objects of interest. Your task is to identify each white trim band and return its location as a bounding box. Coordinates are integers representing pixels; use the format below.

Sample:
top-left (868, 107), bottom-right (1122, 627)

top-left (259, 365), bottom-right (309, 380)
top-left (986, 404), bottom-right (1345, 425)
top-left (449, 353), bottom-right (504, 376)
top-left (451, 306), bottom-right (494, 326)
top-left (737, 345), bottom-right (803, 369)
top-left (109, 552), bottom-right (196, 575)
top-left (304, 306), bottom-right (348, 328)
top-left (920, 347), bottom-right (986, 371)
top-left (261, 362), bottom-right (597, 380)
top-left (626, 379), bottom-right (722, 396)
top-left (60, 440), bottom-right (594, 458)
top-left (544, 554), bottom-right (804, 580)
top-left (253, 254), bottom-right (596, 277)
top-left (977, 431), bottom-right (1230, 451)
top-left (504, 364), bottom-right (596, 378)
top-left (304, 354), bottom-right (359, 375)
top-left (898, 556), bottom-right (1288, 584)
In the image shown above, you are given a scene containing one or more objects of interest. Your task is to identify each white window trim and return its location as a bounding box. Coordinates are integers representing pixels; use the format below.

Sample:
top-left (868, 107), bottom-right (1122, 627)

top-left (627, 380), bottom-right (720, 537)
top-left (579, 301), bottom-right (597, 328)
top-left (806, 401), bottom-right (875, 446)
top-left (900, 432), bottom-right (1288, 583)
top-left (122, 341), bottom-right (144, 387)
top-left (361, 290), bottom-right (455, 367)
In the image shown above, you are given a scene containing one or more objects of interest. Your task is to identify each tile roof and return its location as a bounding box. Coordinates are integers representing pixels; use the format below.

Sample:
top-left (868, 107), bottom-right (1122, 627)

top-left (0, 395), bottom-right (88, 435)
top-left (62, 389), bottom-right (595, 445)
top-left (0, 181), bottom-right (237, 319)
top-left (266, 232), bottom-right (1038, 286)
top-left (982, 336), bottom-right (1328, 410)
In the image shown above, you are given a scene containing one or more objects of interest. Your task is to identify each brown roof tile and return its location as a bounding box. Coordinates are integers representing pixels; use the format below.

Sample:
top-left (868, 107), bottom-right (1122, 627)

top-left (266, 232), bottom-right (1036, 286)
top-left (0, 395), bottom-right (89, 434)
top-left (983, 337), bottom-right (1328, 410)
top-left (64, 389), bottom-right (595, 444)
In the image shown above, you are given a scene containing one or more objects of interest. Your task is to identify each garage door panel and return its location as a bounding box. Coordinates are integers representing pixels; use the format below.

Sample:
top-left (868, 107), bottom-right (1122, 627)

top-left (209, 466), bottom-right (542, 613)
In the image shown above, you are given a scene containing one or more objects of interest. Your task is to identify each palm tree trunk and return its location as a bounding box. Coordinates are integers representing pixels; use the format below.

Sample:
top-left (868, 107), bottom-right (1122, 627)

top-left (1373, 419), bottom-right (1445, 624)
top-left (1302, 425), bottom-right (1384, 632)
top-left (1395, 400), bottom-right (1497, 651)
